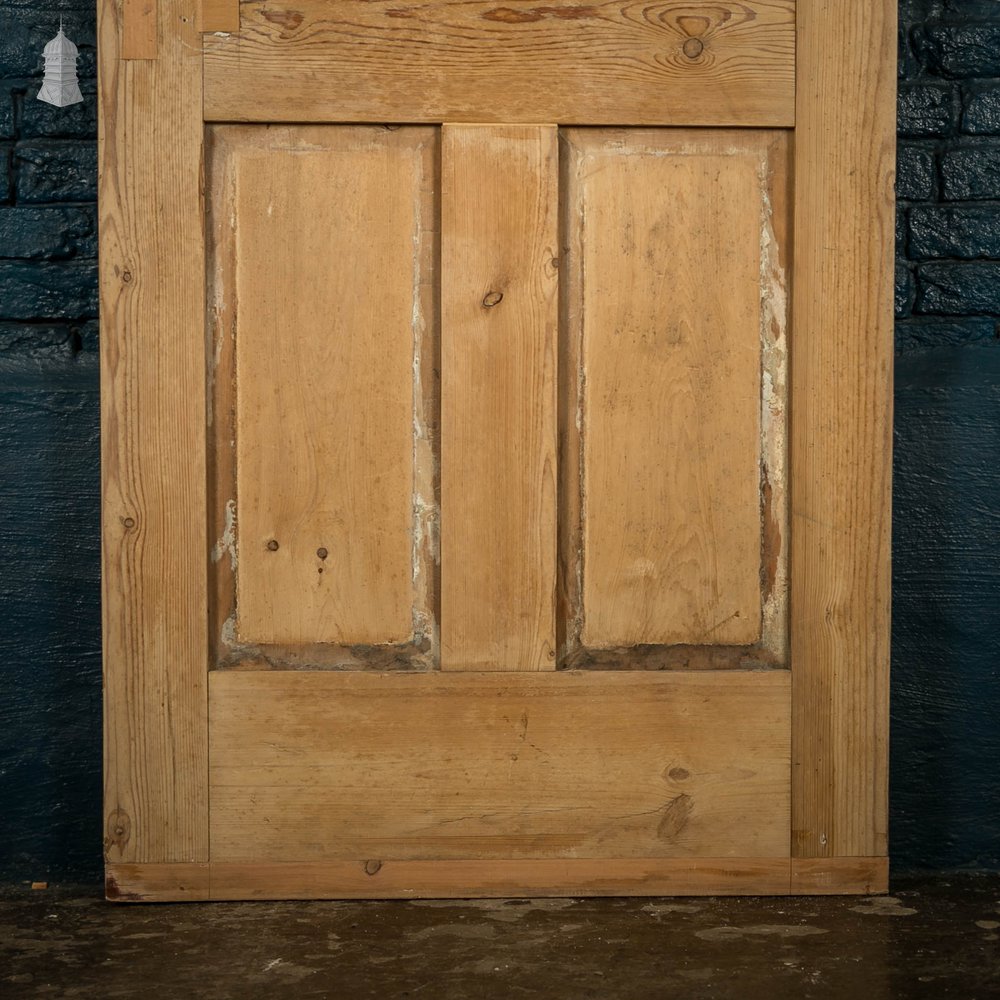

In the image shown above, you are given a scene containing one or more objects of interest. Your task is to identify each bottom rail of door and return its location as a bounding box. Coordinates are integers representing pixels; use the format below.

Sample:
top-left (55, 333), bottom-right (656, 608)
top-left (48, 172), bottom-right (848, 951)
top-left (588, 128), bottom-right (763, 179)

top-left (105, 857), bottom-right (888, 902)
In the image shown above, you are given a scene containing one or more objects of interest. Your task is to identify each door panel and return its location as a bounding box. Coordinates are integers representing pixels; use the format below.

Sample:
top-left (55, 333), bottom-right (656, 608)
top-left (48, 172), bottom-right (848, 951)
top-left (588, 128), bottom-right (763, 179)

top-left (209, 670), bottom-right (790, 861)
top-left (202, 0), bottom-right (797, 127)
top-left (441, 125), bottom-right (559, 671)
top-left (207, 126), bottom-right (439, 667)
top-left (561, 129), bottom-right (790, 668)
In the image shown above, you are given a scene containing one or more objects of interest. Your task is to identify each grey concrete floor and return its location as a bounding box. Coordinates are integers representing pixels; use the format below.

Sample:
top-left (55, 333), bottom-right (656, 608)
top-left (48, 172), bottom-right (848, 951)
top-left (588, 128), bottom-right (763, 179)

top-left (3, 875), bottom-right (999, 999)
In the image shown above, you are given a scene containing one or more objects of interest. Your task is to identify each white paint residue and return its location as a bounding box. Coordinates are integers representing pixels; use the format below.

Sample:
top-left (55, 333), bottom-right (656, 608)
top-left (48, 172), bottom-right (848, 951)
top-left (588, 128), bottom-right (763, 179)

top-left (758, 153), bottom-right (790, 660)
top-left (220, 612), bottom-right (237, 650)
top-left (211, 498), bottom-right (237, 570)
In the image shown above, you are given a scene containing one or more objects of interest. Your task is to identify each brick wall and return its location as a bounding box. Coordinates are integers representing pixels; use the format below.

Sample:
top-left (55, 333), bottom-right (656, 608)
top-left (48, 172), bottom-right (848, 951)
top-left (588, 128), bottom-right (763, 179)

top-left (1, 2), bottom-right (999, 881)
top-left (897, 0), bottom-right (1000, 343)
top-left (0, 0), bottom-right (102, 884)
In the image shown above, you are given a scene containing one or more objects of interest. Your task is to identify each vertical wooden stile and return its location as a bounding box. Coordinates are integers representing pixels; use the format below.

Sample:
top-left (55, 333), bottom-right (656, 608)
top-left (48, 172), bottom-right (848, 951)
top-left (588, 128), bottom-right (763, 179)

top-left (121, 0), bottom-right (158, 59)
top-left (440, 125), bottom-right (559, 672)
top-left (100, 0), bottom-right (209, 865)
top-left (791, 0), bottom-right (895, 864)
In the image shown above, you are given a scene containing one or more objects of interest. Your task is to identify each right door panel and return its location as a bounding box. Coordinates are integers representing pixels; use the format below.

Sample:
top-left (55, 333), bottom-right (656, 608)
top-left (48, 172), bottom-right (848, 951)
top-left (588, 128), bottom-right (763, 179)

top-left (561, 130), bottom-right (791, 671)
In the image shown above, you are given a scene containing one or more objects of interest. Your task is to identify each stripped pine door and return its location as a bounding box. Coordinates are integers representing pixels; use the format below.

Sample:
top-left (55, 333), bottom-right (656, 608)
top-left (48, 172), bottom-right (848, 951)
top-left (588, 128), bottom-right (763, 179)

top-left (100, 0), bottom-right (895, 900)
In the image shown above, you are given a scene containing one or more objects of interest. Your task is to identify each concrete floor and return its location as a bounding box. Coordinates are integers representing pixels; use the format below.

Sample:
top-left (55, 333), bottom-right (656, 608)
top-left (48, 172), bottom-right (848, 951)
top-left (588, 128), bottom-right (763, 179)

top-left (3, 875), bottom-right (999, 999)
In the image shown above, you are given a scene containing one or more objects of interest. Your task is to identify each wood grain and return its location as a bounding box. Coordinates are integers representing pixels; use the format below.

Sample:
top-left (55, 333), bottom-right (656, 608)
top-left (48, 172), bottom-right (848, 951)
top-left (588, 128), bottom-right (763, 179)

top-left (100, 0), bottom-right (208, 862)
top-left (208, 670), bottom-right (790, 861)
top-left (122, 0), bottom-right (157, 58)
top-left (107, 858), bottom-right (795, 900)
top-left (106, 863), bottom-right (210, 901)
top-left (199, 0), bottom-right (239, 33)
top-left (791, 0), bottom-right (895, 859)
top-left (227, 127), bottom-right (432, 647)
top-left (202, 0), bottom-right (795, 126)
top-left (441, 126), bottom-right (558, 671)
top-left (563, 129), bottom-right (768, 650)
top-left (790, 857), bottom-right (889, 895)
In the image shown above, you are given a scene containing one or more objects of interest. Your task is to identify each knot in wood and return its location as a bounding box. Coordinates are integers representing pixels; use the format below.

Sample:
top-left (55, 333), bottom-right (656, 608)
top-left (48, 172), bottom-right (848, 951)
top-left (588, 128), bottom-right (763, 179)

top-left (482, 290), bottom-right (504, 308)
top-left (682, 37), bottom-right (705, 59)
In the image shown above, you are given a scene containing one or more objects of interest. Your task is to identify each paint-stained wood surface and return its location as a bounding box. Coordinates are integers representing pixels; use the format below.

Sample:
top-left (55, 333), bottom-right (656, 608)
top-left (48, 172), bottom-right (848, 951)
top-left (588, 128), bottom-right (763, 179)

top-left (223, 127), bottom-right (432, 648)
top-left (441, 126), bottom-right (558, 671)
top-left (202, 0), bottom-right (796, 126)
top-left (790, 0), bottom-right (895, 860)
top-left (100, 0), bottom-right (208, 862)
top-left (563, 130), bottom-right (775, 651)
top-left (209, 670), bottom-right (791, 860)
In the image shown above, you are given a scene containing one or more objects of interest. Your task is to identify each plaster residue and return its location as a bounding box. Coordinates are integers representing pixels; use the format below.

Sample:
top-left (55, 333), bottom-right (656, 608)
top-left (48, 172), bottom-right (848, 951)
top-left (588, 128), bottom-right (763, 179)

top-left (220, 610), bottom-right (238, 651)
top-left (212, 497), bottom-right (237, 571)
top-left (758, 153), bottom-right (789, 663)
top-left (409, 152), bottom-right (439, 664)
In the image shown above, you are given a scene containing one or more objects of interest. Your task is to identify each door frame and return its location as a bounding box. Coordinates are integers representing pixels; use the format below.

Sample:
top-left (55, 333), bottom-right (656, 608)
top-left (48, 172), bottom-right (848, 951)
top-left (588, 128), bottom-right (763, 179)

top-left (100, 0), bottom-right (895, 899)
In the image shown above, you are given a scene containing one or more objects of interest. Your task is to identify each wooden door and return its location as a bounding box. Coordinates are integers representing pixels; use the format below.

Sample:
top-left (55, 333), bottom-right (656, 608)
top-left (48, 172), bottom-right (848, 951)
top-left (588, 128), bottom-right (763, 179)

top-left (100, 0), bottom-right (895, 900)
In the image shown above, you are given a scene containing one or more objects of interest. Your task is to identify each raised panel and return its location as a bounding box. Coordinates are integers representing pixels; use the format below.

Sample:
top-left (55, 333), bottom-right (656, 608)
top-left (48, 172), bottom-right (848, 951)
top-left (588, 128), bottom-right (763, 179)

top-left (561, 129), bottom-right (790, 663)
top-left (207, 126), bottom-right (437, 655)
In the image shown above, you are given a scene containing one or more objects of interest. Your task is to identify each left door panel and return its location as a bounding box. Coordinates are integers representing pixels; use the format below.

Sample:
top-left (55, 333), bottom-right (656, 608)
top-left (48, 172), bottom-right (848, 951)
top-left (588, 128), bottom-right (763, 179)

top-left (207, 126), bottom-right (439, 671)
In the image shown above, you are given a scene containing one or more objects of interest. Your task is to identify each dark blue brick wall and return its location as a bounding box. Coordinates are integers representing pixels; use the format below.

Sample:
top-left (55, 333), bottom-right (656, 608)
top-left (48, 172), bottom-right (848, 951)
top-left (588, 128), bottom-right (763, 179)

top-left (0, 0), bottom-right (102, 885)
top-left (1, 1), bottom-right (998, 883)
top-left (895, 0), bottom-right (1000, 871)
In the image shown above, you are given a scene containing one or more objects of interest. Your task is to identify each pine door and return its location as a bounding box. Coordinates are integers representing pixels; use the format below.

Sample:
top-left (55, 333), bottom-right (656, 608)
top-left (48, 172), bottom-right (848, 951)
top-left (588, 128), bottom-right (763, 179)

top-left (100, 0), bottom-right (895, 900)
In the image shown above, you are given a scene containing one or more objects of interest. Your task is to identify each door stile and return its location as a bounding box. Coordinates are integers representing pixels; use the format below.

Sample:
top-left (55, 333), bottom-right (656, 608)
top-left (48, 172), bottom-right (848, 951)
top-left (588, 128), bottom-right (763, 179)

top-left (100, 0), bottom-right (210, 870)
top-left (440, 125), bottom-right (559, 671)
top-left (790, 0), bottom-right (895, 873)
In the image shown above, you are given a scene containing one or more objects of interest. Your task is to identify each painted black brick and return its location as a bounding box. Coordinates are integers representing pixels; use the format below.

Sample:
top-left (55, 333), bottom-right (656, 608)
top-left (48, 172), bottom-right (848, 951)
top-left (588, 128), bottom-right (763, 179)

top-left (0, 206), bottom-right (97, 259)
top-left (0, 144), bottom-right (11, 204)
top-left (0, 91), bottom-right (13, 140)
top-left (897, 143), bottom-right (938, 200)
top-left (0, 260), bottom-right (98, 319)
top-left (14, 141), bottom-right (97, 204)
top-left (910, 205), bottom-right (1000, 258)
top-left (917, 261), bottom-right (1000, 313)
top-left (915, 24), bottom-right (1000, 79)
top-left (963, 85), bottom-right (1000, 134)
top-left (897, 262), bottom-right (917, 317)
top-left (20, 82), bottom-right (97, 140)
top-left (898, 83), bottom-right (956, 137)
top-left (0, 10), bottom-right (96, 80)
top-left (941, 141), bottom-right (1000, 200)
top-left (0, 320), bottom-right (98, 356)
